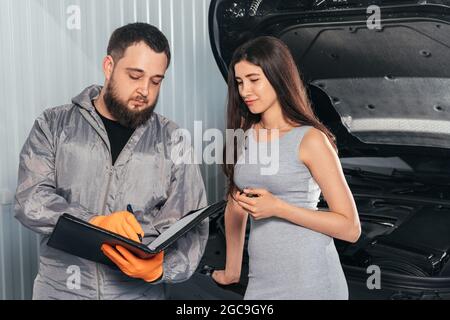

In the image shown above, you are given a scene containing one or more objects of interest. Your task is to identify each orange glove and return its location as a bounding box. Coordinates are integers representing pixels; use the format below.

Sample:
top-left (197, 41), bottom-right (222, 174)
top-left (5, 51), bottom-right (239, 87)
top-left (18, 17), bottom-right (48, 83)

top-left (90, 211), bottom-right (144, 243)
top-left (101, 244), bottom-right (164, 282)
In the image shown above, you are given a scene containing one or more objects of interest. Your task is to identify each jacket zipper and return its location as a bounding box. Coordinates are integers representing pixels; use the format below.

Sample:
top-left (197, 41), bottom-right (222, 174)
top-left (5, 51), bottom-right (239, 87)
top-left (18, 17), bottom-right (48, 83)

top-left (81, 107), bottom-right (118, 300)
top-left (96, 164), bottom-right (114, 300)
top-left (91, 109), bottom-right (137, 299)
top-left (97, 135), bottom-right (133, 299)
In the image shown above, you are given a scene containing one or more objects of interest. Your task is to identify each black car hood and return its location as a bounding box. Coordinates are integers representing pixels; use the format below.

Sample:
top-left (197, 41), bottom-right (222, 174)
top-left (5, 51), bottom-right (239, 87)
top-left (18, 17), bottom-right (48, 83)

top-left (209, 0), bottom-right (450, 159)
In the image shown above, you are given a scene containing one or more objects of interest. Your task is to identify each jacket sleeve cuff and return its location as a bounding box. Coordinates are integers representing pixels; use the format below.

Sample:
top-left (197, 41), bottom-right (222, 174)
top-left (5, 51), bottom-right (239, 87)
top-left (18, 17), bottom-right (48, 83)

top-left (77, 210), bottom-right (99, 224)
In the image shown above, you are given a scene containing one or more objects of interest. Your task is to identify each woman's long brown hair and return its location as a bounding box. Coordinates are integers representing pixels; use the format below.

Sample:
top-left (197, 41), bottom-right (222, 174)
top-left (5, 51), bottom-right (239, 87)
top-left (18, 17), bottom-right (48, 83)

top-left (223, 36), bottom-right (337, 197)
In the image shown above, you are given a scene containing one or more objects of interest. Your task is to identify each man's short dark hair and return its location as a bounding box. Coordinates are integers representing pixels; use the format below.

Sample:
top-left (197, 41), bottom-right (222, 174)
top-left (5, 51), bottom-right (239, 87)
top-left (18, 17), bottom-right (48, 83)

top-left (107, 22), bottom-right (171, 68)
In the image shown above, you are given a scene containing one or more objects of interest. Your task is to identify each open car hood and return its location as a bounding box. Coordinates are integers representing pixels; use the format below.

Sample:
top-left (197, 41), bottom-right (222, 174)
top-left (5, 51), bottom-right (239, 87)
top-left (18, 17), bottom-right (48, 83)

top-left (209, 0), bottom-right (450, 159)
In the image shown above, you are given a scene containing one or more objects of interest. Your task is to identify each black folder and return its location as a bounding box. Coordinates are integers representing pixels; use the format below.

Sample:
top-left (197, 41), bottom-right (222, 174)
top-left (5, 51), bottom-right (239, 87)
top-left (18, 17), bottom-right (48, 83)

top-left (47, 200), bottom-right (227, 267)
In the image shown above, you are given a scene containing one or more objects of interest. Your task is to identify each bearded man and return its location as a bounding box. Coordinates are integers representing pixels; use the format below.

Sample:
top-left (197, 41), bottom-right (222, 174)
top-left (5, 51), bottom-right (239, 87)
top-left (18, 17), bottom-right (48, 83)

top-left (14, 22), bottom-right (208, 300)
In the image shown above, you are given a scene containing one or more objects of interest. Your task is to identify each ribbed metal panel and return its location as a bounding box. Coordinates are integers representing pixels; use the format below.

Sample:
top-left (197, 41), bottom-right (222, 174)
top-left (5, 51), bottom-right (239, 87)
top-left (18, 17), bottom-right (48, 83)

top-left (0, 0), bottom-right (226, 299)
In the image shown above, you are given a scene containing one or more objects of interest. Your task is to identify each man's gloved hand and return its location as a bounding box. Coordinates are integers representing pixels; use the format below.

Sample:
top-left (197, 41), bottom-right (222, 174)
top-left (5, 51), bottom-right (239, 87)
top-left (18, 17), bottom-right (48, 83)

top-left (101, 244), bottom-right (164, 283)
top-left (89, 211), bottom-right (144, 243)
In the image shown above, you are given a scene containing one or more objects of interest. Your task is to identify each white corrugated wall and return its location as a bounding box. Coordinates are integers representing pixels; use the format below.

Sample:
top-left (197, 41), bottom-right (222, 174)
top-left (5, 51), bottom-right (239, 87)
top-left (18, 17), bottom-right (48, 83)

top-left (0, 0), bottom-right (227, 299)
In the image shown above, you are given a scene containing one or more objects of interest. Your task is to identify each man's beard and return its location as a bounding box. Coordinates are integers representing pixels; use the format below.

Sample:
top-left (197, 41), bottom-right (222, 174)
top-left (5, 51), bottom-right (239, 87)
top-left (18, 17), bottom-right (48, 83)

top-left (103, 79), bottom-right (158, 129)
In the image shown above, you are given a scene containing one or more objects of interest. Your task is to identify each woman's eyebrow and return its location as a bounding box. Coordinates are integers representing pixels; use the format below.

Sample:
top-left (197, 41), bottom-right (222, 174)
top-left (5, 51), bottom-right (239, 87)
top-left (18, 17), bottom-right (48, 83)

top-left (235, 73), bottom-right (260, 80)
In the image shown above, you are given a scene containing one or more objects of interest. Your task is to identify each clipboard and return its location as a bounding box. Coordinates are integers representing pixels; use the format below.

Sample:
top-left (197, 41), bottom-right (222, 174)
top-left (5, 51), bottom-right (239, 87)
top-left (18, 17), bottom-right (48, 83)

top-left (47, 200), bottom-right (227, 267)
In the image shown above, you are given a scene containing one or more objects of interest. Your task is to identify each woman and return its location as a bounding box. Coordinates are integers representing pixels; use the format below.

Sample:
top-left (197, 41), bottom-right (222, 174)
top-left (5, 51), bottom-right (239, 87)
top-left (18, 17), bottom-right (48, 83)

top-left (212, 36), bottom-right (361, 300)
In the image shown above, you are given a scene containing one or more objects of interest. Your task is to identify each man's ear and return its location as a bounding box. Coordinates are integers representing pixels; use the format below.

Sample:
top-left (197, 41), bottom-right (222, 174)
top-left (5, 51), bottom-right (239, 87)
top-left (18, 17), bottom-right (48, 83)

top-left (103, 55), bottom-right (115, 81)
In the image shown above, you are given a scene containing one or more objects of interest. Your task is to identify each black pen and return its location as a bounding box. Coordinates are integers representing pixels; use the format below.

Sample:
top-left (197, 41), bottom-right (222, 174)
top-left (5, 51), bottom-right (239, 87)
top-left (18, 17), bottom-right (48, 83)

top-left (127, 204), bottom-right (143, 242)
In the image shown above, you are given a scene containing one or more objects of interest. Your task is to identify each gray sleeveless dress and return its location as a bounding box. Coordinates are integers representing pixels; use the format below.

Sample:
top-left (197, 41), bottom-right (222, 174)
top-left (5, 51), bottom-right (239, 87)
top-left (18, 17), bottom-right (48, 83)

top-left (234, 125), bottom-right (349, 300)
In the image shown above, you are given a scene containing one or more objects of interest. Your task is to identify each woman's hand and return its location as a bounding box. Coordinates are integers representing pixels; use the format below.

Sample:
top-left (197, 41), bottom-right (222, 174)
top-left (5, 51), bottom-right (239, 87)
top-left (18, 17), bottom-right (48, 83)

top-left (212, 269), bottom-right (240, 285)
top-left (236, 188), bottom-right (285, 220)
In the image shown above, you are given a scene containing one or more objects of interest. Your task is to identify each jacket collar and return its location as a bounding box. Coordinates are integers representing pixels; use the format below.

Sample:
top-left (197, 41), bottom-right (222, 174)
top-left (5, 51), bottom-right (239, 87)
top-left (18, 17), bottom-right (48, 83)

top-left (72, 84), bottom-right (102, 112)
top-left (72, 84), bottom-right (156, 125)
